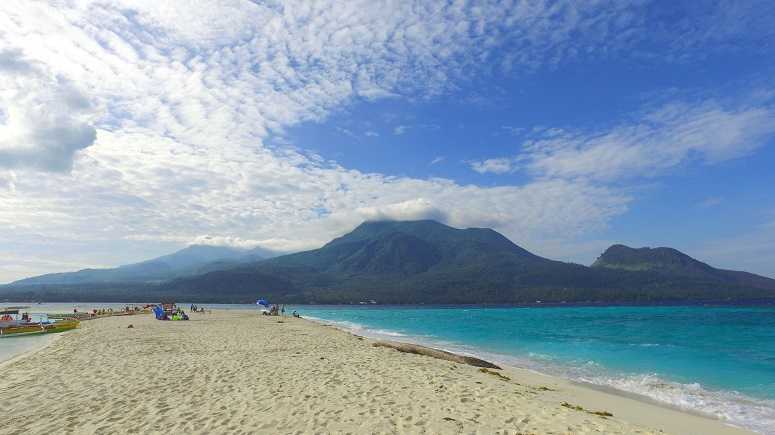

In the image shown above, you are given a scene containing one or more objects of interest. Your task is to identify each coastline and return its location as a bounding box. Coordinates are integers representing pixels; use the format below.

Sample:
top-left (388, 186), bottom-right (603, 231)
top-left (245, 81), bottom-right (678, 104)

top-left (0, 332), bottom-right (63, 367)
top-left (308, 316), bottom-right (755, 435)
top-left (0, 310), bottom-right (752, 434)
top-left (301, 305), bottom-right (775, 434)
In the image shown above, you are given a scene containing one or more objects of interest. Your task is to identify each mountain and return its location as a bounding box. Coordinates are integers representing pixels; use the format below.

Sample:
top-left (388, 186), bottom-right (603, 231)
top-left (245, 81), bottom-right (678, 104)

top-left (3, 220), bottom-right (775, 303)
top-left (593, 244), bottom-right (720, 274)
top-left (9, 245), bottom-right (270, 286)
top-left (159, 220), bottom-right (775, 303)
top-left (592, 244), bottom-right (775, 289)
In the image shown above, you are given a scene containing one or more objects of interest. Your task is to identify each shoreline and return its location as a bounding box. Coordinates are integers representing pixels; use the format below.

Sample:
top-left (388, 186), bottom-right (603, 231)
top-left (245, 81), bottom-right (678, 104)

top-left (308, 315), bottom-right (754, 434)
top-left (304, 310), bottom-right (773, 434)
top-left (0, 332), bottom-right (63, 367)
top-left (0, 310), bottom-right (753, 434)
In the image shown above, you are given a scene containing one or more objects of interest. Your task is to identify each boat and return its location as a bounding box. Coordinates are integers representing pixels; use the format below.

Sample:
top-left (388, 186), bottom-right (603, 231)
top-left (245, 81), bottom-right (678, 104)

top-left (0, 309), bottom-right (80, 337)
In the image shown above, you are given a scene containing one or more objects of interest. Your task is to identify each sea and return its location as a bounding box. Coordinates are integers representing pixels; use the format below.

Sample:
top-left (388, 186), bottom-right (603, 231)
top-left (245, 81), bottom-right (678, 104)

top-left (2, 302), bottom-right (773, 433)
top-left (292, 304), bottom-right (775, 434)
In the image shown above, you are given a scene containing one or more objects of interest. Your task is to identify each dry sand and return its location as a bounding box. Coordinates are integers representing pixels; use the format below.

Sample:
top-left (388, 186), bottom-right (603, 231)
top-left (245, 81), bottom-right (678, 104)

top-left (0, 310), bottom-right (752, 434)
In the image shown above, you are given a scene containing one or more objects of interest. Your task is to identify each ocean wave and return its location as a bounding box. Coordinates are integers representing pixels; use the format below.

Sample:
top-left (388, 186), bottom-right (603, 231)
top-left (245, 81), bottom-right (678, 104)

top-left (370, 329), bottom-right (407, 337)
top-left (305, 316), bottom-right (407, 339)
top-left (303, 314), bottom-right (775, 434)
top-left (579, 373), bottom-right (775, 434)
top-left (487, 351), bottom-right (775, 434)
top-left (495, 351), bottom-right (775, 433)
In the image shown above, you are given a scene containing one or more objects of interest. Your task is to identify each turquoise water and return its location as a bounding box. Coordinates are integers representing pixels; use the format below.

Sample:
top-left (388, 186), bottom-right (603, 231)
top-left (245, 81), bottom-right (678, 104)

top-left (4, 302), bottom-right (773, 432)
top-left (291, 305), bottom-right (775, 433)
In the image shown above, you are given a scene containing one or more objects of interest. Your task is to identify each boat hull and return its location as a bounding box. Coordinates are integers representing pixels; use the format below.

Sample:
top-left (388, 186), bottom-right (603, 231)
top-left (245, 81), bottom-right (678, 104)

top-left (0, 320), bottom-right (79, 337)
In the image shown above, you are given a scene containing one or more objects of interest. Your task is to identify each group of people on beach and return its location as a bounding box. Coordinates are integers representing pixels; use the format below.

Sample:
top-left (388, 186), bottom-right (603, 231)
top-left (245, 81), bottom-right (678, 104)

top-left (189, 304), bottom-right (208, 313)
top-left (261, 304), bottom-right (301, 318)
top-left (262, 304), bottom-right (283, 316)
top-left (170, 308), bottom-right (189, 321)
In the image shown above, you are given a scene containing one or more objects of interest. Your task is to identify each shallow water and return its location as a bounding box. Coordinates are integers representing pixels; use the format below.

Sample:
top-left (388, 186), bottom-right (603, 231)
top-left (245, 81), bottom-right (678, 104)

top-left (5, 302), bottom-right (774, 432)
top-left (290, 304), bottom-right (775, 434)
top-left (0, 333), bottom-right (59, 364)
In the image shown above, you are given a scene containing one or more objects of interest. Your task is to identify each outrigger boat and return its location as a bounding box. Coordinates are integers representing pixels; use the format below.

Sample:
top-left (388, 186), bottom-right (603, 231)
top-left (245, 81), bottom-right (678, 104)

top-left (0, 308), bottom-right (80, 337)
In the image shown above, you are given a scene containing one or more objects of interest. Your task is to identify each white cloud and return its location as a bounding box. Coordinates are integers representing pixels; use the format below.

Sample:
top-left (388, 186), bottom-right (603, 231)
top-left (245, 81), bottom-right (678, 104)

top-left (393, 125), bottom-right (409, 135)
top-left (429, 156), bottom-right (445, 165)
top-left (336, 127), bottom-right (358, 140)
top-left (0, 0), bottom-right (770, 282)
top-left (474, 98), bottom-right (775, 181)
top-left (527, 100), bottom-right (775, 181)
top-left (355, 198), bottom-right (448, 223)
top-left (0, 49), bottom-right (97, 172)
top-left (470, 158), bottom-right (514, 174)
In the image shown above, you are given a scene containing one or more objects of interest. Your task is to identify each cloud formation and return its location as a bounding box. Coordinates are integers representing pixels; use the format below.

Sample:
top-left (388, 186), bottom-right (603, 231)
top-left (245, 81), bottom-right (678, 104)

top-left (471, 158), bottom-right (514, 175)
top-left (0, 0), bottom-right (772, 281)
top-left (526, 100), bottom-right (775, 181)
top-left (0, 49), bottom-right (96, 172)
top-left (356, 198), bottom-right (448, 223)
top-left (472, 98), bottom-right (775, 181)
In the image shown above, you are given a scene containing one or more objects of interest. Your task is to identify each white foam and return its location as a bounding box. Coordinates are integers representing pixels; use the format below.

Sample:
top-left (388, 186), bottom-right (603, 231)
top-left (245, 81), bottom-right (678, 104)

top-left (304, 314), bottom-right (775, 434)
top-left (305, 316), bottom-right (407, 339)
top-left (580, 373), bottom-right (775, 434)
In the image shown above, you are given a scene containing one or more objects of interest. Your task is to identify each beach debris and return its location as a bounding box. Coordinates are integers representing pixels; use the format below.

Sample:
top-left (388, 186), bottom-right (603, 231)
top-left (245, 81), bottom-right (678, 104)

top-left (561, 402), bottom-right (613, 418)
top-left (127, 324), bottom-right (134, 329)
top-left (442, 416), bottom-right (464, 431)
top-left (372, 341), bottom-right (501, 369)
top-left (561, 402), bottom-right (584, 411)
top-left (479, 367), bottom-right (510, 381)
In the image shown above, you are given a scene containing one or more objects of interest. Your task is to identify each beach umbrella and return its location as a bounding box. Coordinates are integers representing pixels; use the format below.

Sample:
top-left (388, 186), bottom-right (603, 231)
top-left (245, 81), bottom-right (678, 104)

top-left (257, 299), bottom-right (269, 307)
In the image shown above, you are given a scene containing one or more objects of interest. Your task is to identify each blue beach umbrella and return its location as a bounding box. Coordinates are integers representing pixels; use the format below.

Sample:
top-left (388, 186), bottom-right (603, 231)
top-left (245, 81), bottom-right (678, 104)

top-left (257, 299), bottom-right (269, 307)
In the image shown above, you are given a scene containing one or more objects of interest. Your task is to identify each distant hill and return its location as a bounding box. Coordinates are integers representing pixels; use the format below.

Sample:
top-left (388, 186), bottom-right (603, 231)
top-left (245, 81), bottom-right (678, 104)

top-left (592, 244), bottom-right (775, 290)
top-left (9, 244), bottom-right (277, 286)
top-left (593, 244), bottom-right (721, 274)
top-left (3, 220), bottom-right (775, 303)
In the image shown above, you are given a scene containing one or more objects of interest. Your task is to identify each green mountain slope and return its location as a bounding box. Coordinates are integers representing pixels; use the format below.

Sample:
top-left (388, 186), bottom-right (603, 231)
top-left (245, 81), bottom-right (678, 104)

top-left (592, 244), bottom-right (720, 275)
top-left (592, 244), bottom-right (775, 290)
top-left (159, 221), bottom-right (775, 303)
top-left (3, 220), bottom-right (775, 303)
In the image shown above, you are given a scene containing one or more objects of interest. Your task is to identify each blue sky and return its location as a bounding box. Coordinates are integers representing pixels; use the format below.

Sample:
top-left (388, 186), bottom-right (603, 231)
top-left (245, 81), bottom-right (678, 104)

top-left (1, 0), bottom-right (775, 282)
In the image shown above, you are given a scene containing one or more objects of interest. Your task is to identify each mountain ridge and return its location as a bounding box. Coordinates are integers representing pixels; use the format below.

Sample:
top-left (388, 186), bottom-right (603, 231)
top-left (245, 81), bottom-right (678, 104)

top-left (158, 221), bottom-right (775, 303)
top-left (9, 244), bottom-right (280, 286)
top-left (3, 220), bottom-right (774, 303)
top-left (592, 243), bottom-right (774, 290)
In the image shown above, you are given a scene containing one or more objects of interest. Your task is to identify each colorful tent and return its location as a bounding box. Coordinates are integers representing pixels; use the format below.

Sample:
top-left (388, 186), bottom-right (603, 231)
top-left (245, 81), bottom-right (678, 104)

top-left (152, 305), bottom-right (165, 320)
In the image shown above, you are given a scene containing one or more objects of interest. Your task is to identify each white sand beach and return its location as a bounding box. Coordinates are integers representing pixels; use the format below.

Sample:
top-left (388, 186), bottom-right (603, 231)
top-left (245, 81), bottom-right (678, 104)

top-left (0, 311), bottom-right (752, 434)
